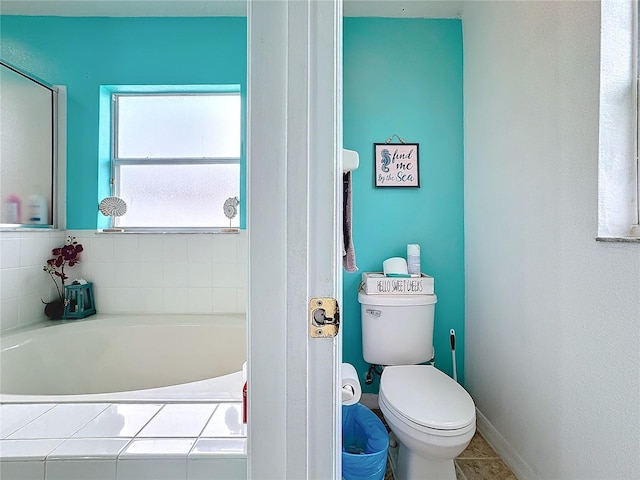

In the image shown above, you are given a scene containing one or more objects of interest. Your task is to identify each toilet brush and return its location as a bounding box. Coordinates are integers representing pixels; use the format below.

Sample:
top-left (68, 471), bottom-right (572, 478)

top-left (450, 329), bottom-right (458, 382)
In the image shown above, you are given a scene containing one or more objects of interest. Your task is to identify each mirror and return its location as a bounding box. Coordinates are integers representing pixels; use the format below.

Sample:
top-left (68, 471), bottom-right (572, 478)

top-left (0, 61), bottom-right (57, 227)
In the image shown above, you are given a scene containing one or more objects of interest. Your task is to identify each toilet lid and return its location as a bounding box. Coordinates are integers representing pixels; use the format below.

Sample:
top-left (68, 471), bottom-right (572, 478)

top-left (380, 365), bottom-right (475, 431)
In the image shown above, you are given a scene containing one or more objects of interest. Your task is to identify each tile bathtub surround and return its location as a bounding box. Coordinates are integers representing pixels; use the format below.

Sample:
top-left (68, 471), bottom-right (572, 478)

top-left (66, 231), bottom-right (247, 315)
top-left (0, 230), bottom-right (66, 332)
top-left (0, 402), bottom-right (247, 480)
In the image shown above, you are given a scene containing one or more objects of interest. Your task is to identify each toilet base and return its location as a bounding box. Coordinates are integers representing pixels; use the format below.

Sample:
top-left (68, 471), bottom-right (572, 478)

top-left (397, 442), bottom-right (456, 480)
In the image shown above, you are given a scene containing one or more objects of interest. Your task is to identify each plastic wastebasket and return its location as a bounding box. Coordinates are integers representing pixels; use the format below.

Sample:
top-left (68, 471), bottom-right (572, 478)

top-left (342, 404), bottom-right (389, 480)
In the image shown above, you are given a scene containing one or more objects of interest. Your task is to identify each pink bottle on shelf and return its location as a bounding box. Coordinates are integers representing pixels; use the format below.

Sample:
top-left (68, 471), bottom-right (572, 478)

top-left (4, 194), bottom-right (21, 224)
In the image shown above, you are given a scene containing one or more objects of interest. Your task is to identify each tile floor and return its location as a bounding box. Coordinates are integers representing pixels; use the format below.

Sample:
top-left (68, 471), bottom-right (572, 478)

top-left (375, 410), bottom-right (517, 480)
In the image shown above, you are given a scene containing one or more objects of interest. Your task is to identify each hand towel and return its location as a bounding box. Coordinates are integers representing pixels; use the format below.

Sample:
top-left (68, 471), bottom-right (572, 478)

top-left (343, 172), bottom-right (358, 272)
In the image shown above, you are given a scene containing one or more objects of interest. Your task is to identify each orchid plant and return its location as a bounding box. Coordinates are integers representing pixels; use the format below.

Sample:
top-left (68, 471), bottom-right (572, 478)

top-left (43, 235), bottom-right (83, 303)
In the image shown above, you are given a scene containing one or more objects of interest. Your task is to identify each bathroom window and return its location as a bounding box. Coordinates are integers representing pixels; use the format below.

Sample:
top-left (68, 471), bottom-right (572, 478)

top-left (597, 0), bottom-right (640, 239)
top-left (111, 91), bottom-right (241, 230)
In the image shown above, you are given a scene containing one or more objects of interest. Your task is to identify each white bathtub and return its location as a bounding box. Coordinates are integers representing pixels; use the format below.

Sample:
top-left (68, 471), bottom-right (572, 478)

top-left (0, 314), bottom-right (246, 403)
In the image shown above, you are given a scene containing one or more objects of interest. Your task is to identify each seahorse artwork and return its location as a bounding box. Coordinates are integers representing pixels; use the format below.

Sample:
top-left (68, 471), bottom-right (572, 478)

top-left (380, 148), bottom-right (391, 172)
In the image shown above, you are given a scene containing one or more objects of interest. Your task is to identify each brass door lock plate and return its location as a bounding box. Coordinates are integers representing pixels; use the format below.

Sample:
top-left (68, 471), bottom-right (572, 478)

top-left (309, 297), bottom-right (340, 338)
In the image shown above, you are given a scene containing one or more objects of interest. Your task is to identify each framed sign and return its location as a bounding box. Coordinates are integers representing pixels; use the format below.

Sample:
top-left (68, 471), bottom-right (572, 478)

top-left (374, 143), bottom-right (420, 187)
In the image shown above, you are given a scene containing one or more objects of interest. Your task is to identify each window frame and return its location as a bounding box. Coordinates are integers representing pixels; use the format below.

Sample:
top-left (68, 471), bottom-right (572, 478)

top-left (110, 90), bottom-right (241, 232)
top-left (597, 0), bottom-right (640, 241)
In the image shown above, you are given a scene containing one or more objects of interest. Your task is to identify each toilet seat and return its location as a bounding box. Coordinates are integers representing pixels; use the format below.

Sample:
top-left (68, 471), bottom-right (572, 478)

top-left (380, 365), bottom-right (475, 433)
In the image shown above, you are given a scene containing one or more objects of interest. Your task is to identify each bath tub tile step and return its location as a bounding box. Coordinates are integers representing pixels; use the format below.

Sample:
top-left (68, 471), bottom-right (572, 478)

top-left (136, 404), bottom-right (218, 438)
top-left (71, 404), bottom-right (163, 438)
top-left (0, 439), bottom-right (66, 461)
top-left (48, 438), bottom-right (131, 460)
top-left (200, 403), bottom-right (244, 438)
top-left (118, 438), bottom-right (196, 480)
top-left (6, 404), bottom-right (110, 440)
top-left (0, 404), bottom-right (56, 439)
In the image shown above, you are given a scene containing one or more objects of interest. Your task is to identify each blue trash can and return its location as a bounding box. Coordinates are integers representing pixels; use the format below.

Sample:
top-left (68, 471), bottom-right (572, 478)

top-left (342, 404), bottom-right (389, 480)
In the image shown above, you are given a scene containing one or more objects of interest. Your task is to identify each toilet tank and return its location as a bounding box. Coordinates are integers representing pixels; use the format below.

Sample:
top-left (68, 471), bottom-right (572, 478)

top-left (358, 291), bottom-right (437, 365)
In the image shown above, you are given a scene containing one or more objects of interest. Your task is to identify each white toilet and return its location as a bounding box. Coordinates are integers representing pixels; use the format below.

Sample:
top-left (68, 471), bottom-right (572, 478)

top-left (358, 290), bottom-right (476, 480)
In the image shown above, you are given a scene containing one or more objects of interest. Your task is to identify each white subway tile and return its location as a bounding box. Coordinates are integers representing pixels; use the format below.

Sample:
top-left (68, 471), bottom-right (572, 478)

top-left (0, 298), bottom-right (19, 331)
top-left (187, 263), bottom-right (213, 288)
top-left (1, 237), bottom-right (21, 269)
top-left (187, 288), bottom-right (213, 314)
top-left (8, 404), bottom-right (109, 440)
top-left (163, 262), bottom-right (188, 288)
top-left (236, 231), bottom-right (247, 263)
top-left (0, 405), bottom-right (56, 439)
top-left (117, 458), bottom-right (187, 480)
top-left (45, 459), bottom-right (116, 480)
top-left (138, 236), bottom-right (164, 263)
top-left (112, 262), bottom-right (140, 288)
top-left (163, 287), bottom-right (189, 314)
top-left (72, 405), bottom-right (162, 439)
top-left (0, 460), bottom-right (45, 480)
top-left (49, 438), bottom-right (131, 459)
top-left (90, 236), bottom-right (115, 263)
top-left (211, 263), bottom-right (237, 288)
top-left (0, 439), bottom-right (65, 461)
top-left (120, 438), bottom-right (195, 458)
top-left (162, 235), bottom-right (187, 259)
top-left (18, 294), bottom-right (48, 326)
top-left (136, 405), bottom-right (216, 438)
top-left (200, 404), bottom-right (244, 438)
top-left (108, 288), bottom-right (141, 313)
top-left (87, 264), bottom-right (115, 289)
top-left (136, 288), bottom-right (165, 313)
top-left (187, 236), bottom-right (213, 263)
top-left (19, 266), bottom-right (48, 299)
top-left (187, 457), bottom-right (247, 480)
top-left (236, 261), bottom-right (247, 289)
top-left (211, 236), bottom-right (237, 263)
top-left (236, 289), bottom-right (247, 314)
top-left (113, 236), bottom-right (140, 263)
top-left (1, 268), bottom-right (20, 300)
top-left (212, 288), bottom-right (238, 313)
top-left (138, 263), bottom-right (164, 288)
top-left (19, 237), bottom-right (49, 267)
top-left (189, 438), bottom-right (246, 458)
top-left (96, 288), bottom-right (117, 314)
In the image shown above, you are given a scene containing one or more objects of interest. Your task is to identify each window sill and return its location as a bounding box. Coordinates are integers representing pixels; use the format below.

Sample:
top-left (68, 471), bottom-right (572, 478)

top-left (596, 236), bottom-right (640, 243)
top-left (95, 228), bottom-right (240, 235)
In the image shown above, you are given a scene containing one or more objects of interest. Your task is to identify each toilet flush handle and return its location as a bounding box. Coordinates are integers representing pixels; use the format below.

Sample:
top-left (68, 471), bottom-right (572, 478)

top-left (366, 308), bottom-right (381, 317)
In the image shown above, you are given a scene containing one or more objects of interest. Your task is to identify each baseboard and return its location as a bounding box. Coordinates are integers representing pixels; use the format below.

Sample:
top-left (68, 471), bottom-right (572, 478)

top-left (475, 408), bottom-right (537, 480)
top-left (359, 393), bottom-right (379, 410)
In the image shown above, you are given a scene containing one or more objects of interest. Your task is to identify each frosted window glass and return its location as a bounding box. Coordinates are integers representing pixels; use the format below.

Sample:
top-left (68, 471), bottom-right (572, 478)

top-left (117, 94), bottom-right (241, 159)
top-left (117, 164), bottom-right (240, 228)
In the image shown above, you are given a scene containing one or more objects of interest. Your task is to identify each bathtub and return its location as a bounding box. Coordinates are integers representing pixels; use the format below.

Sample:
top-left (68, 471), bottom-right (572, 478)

top-left (0, 314), bottom-right (246, 403)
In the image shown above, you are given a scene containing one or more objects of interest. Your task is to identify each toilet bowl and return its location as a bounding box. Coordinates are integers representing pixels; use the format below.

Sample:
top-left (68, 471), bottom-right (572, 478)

top-left (379, 365), bottom-right (476, 480)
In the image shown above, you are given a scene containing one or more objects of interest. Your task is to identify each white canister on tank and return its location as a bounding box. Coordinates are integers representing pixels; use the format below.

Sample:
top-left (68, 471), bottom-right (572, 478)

top-left (407, 244), bottom-right (421, 275)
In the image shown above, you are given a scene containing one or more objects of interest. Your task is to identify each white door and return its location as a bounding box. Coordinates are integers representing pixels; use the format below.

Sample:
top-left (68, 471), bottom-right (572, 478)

top-left (247, 1), bottom-right (343, 479)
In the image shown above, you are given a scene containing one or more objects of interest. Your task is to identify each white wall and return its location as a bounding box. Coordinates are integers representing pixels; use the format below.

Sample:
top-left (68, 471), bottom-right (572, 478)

top-left (0, 231), bottom-right (246, 332)
top-left (464, 2), bottom-right (640, 479)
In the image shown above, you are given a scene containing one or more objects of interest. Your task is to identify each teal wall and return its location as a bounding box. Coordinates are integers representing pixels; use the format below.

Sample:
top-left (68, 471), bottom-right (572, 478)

top-left (0, 16), bottom-right (247, 229)
top-left (343, 18), bottom-right (464, 392)
top-left (1, 15), bottom-right (464, 391)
